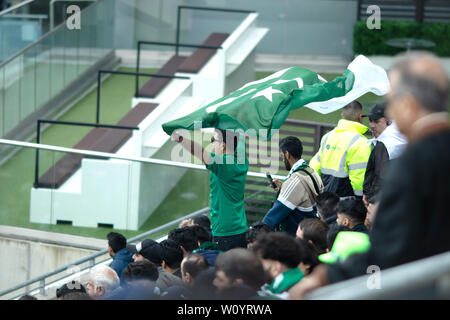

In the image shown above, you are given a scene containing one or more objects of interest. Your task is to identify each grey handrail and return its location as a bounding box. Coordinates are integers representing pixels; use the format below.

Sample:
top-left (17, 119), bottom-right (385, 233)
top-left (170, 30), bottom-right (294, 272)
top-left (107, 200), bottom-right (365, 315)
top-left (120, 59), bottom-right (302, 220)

top-left (0, 0), bottom-right (34, 17)
top-left (0, 0), bottom-right (100, 68)
top-left (305, 251), bottom-right (450, 300)
top-left (0, 207), bottom-right (210, 299)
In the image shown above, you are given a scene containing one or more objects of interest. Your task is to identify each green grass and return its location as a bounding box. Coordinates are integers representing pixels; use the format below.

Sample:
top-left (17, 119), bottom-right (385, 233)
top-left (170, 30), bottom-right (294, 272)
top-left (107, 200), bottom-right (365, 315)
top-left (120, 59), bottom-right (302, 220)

top-left (0, 70), bottom-right (384, 240)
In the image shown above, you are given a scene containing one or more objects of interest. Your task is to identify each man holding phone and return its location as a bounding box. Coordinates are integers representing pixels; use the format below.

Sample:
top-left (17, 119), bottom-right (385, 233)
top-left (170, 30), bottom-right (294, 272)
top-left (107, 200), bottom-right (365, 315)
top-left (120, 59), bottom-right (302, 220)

top-left (262, 136), bottom-right (324, 236)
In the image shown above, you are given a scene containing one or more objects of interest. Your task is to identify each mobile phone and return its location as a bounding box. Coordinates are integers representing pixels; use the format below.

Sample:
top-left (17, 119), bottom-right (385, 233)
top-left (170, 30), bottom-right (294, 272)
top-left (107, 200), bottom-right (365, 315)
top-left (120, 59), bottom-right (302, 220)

top-left (266, 172), bottom-right (277, 189)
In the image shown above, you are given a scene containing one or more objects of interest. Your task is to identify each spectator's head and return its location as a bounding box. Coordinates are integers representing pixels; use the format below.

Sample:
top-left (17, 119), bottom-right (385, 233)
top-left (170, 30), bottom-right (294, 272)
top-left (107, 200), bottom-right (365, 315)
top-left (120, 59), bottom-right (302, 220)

top-left (326, 223), bottom-right (351, 251)
top-left (56, 281), bottom-right (86, 300)
top-left (316, 192), bottom-right (340, 223)
top-left (363, 102), bottom-right (389, 138)
top-left (213, 248), bottom-right (267, 292)
top-left (106, 232), bottom-right (127, 257)
top-left (365, 193), bottom-right (380, 231)
top-left (193, 214), bottom-right (211, 231)
top-left (252, 232), bottom-right (303, 281)
top-left (190, 267), bottom-right (217, 300)
top-left (341, 101), bottom-right (363, 123)
top-left (19, 295), bottom-right (37, 300)
top-left (180, 253), bottom-right (209, 287)
top-left (160, 239), bottom-right (184, 274)
top-left (296, 218), bottom-right (329, 254)
top-left (121, 260), bottom-right (159, 289)
top-left (387, 51), bottom-right (449, 137)
top-left (121, 260), bottom-right (160, 299)
top-left (87, 265), bottom-right (120, 299)
top-left (61, 292), bottom-right (93, 300)
top-left (126, 239), bottom-right (164, 266)
top-left (336, 199), bottom-right (367, 229)
top-left (212, 129), bottom-right (239, 154)
top-left (189, 224), bottom-right (212, 246)
top-left (168, 227), bottom-right (199, 254)
top-left (279, 136), bottom-right (303, 171)
top-left (295, 238), bottom-right (321, 276)
top-left (245, 221), bottom-right (273, 248)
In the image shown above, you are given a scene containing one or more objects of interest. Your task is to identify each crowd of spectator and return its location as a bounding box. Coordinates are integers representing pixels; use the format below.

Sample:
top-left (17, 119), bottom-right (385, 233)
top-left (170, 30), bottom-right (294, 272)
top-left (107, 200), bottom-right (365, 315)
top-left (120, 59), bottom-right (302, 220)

top-left (23, 51), bottom-right (449, 301)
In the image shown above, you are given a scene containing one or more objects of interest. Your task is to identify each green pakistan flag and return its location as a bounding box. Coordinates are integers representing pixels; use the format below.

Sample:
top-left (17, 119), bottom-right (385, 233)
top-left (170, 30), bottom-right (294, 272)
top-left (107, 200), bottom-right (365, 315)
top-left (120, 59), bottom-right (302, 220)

top-left (162, 55), bottom-right (389, 139)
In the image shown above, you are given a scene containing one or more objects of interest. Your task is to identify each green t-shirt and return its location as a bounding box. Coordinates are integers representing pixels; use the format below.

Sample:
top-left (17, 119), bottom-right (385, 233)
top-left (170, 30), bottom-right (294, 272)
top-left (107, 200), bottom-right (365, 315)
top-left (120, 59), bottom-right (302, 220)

top-left (206, 135), bottom-right (248, 237)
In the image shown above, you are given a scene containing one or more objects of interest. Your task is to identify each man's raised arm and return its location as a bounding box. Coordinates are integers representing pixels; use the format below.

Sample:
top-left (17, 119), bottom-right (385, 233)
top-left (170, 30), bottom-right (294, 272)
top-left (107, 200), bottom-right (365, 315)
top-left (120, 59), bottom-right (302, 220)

top-left (171, 131), bottom-right (210, 166)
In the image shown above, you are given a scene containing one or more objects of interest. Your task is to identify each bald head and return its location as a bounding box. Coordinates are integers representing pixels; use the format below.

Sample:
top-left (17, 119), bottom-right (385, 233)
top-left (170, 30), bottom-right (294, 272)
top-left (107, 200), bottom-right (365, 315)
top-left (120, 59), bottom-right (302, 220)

top-left (341, 101), bottom-right (363, 122)
top-left (390, 51), bottom-right (449, 113)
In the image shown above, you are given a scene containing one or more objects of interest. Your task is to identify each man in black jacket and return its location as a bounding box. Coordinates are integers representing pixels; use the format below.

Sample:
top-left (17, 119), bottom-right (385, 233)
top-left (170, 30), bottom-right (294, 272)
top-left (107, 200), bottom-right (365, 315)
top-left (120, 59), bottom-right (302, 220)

top-left (362, 102), bottom-right (407, 202)
top-left (289, 51), bottom-right (450, 299)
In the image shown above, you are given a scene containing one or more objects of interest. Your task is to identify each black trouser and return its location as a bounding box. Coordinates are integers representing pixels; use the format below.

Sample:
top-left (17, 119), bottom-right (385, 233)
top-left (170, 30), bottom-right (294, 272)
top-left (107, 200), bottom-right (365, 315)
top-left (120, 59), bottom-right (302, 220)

top-left (213, 232), bottom-right (247, 251)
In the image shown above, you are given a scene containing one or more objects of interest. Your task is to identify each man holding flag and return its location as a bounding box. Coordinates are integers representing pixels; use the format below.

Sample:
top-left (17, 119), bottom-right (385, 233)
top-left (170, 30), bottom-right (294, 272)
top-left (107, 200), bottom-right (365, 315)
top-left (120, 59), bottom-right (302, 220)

top-left (171, 129), bottom-right (249, 251)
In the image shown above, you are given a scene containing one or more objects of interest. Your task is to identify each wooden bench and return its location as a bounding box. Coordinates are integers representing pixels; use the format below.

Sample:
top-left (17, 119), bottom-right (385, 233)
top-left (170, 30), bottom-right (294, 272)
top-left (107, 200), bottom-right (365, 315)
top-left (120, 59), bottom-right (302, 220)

top-left (37, 103), bottom-right (158, 189)
top-left (137, 55), bottom-right (187, 98)
top-left (177, 33), bottom-right (229, 73)
top-left (137, 32), bottom-right (229, 98)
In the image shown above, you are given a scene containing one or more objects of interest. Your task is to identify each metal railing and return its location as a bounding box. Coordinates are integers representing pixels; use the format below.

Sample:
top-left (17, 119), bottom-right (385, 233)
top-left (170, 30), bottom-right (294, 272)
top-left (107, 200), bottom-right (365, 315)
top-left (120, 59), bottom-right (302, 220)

top-left (96, 69), bottom-right (190, 122)
top-left (175, 6), bottom-right (255, 56)
top-left (0, 0), bottom-right (100, 69)
top-left (34, 119), bottom-right (140, 188)
top-left (306, 251), bottom-right (450, 300)
top-left (0, 206), bottom-right (210, 300)
top-left (0, 0), bottom-right (34, 17)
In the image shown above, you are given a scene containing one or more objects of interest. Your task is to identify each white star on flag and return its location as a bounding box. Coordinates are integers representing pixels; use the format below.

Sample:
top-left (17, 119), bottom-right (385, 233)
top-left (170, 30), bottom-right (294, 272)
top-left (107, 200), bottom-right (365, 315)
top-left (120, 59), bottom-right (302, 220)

top-left (251, 86), bottom-right (283, 102)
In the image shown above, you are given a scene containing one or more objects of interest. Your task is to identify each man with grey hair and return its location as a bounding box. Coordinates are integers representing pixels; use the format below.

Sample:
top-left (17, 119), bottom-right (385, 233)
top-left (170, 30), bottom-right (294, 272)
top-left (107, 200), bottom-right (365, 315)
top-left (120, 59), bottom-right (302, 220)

top-left (87, 265), bottom-right (120, 299)
top-left (289, 51), bottom-right (450, 299)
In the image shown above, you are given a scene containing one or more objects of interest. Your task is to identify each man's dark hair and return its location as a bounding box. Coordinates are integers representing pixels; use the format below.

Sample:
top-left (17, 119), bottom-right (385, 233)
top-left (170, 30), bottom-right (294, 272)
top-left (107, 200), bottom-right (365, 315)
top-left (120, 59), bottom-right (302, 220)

top-left (182, 253), bottom-right (209, 280)
top-left (252, 232), bottom-right (303, 269)
top-left (294, 238), bottom-right (321, 275)
top-left (56, 281), bottom-right (86, 299)
top-left (215, 248), bottom-right (268, 290)
top-left (61, 292), bottom-right (93, 300)
top-left (279, 136), bottom-right (303, 159)
top-left (168, 227), bottom-right (199, 252)
top-left (326, 224), bottom-right (351, 250)
top-left (106, 232), bottom-right (127, 253)
top-left (193, 214), bottom-right (211, 231)
top-left (245, 221), bottom-right (273, 245)
top-left (337, 199), bottom-right (367, 225)
top-left (298, 218), bottom-right (330, 254)
top-left (316, 192), bottom-right (340, 221)
top-left (122, 260), bottom-right (159, 283)
top-left (216, 129), bottom-right (239, 152)
top-left (189, 225), bottom-right (212, 244)
top-left (391, 52), bottom-right (449, 113)
top-left (190, 267), bottom-right (217, 300)
top-left (160, 239), bottom-right (184, 270)
top-left (19, 295), bottom-right (38, 300)
top-left (341, 101), bottom-right (363, 122)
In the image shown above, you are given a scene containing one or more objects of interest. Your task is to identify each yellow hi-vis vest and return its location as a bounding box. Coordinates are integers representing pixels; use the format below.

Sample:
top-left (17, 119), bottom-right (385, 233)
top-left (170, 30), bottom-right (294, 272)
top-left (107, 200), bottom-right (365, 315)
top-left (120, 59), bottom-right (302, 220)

top-left (309, 119), bottom-right (371, 197)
